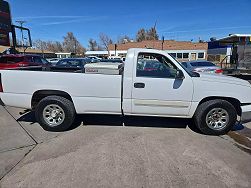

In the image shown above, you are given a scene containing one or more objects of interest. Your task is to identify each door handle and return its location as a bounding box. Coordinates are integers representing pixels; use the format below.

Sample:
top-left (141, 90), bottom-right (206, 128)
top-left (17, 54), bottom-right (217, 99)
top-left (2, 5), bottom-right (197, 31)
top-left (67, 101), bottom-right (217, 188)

top-left (134, 82), bottom-right (145, 88)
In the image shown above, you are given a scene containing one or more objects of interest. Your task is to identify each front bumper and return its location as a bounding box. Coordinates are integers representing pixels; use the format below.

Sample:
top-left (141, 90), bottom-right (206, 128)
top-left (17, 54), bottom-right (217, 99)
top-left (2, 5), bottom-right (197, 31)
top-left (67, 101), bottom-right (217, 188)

top-left (241, 104), bottom-right (251, 113)
top-left (0, 98), bottom-right (4, 106)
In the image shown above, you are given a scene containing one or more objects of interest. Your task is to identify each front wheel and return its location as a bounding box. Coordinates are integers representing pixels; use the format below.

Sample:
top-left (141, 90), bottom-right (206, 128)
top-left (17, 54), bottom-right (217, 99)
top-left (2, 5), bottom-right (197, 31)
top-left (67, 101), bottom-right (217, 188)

top-left (35, 96), bottom-right (75, 131)
top-left (194, 99), bottom-right (237, 135)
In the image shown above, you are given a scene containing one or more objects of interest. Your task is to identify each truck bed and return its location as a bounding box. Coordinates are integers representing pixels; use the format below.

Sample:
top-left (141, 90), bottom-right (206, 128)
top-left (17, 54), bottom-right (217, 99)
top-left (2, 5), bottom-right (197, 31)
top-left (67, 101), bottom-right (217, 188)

top-left (0, 70), bottom-right (122, 114)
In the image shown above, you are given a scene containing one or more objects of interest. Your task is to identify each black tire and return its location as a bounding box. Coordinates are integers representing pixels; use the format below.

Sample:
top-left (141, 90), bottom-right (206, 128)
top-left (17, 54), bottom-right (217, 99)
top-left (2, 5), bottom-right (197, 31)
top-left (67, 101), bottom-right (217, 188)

top-left (35, 96), bottom-right (75, 131)
top-left (194, 99), bottom-right (237, 135)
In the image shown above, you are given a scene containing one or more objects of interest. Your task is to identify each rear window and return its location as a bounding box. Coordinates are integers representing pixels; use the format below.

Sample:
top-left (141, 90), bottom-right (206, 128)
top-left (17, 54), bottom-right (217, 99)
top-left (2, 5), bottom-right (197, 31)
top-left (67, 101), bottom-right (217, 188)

top-left (190, 62), bottom-right (215, 67)
top-left (0, 56), bottom-right (24, 64)
top-left (57, 59), bottom-right (81, 66)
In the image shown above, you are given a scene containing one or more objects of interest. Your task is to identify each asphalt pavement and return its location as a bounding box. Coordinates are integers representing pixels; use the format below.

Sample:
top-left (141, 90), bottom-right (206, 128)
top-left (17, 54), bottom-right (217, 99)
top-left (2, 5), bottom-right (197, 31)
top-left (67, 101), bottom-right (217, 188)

top-left (0, 105), bottom-right (251, 188)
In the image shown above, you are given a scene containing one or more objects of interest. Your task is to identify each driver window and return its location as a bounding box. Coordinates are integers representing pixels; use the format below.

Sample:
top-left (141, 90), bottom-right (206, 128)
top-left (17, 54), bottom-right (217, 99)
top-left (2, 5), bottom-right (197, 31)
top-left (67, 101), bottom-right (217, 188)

top-left (137, 53), bottom-right (177, 78)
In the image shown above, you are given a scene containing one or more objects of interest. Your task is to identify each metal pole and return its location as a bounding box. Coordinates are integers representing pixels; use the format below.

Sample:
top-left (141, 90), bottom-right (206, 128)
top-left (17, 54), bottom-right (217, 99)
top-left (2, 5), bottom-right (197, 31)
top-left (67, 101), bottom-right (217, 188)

top-left (162, 36), bottom-right (164, 50)
top-left (115, 44), bottom-right (117, 56)
top-left (74, 39), bottom-right (77, 55)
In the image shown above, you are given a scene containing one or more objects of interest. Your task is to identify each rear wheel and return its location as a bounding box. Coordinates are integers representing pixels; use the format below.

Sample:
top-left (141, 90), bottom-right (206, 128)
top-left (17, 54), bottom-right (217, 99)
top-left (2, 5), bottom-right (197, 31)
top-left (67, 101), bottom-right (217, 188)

top-left (194, 99), bottom-right (237, 135)
top-left (35, 96), bottom-right (75, 131)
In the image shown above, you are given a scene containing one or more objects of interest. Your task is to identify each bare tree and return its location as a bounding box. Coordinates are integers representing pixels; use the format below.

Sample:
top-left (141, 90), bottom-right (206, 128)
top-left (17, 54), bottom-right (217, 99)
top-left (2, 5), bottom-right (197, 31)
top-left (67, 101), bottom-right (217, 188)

top-left (46, 41), bottom-right (63, 52)
top-left (54, 41), bottom-right (64, 52)
top-left (33, 39), bottom-right (47, 57)
top-left (136, 27), bottom-right (159, 42)
top-left (88, 39), bottom-right (103, 51)
top-left (88, 39), bottom-right (97, 51)
top-left (34, 39), bottom-right (64, 53)
top-left (136, 29), bottom-right (147, 42)
top-left (117, 35), bottom-right (131, 44)
top-left (47, 41), bottom-right (63, 52)
top-left (99, 33), bottom-right (113, 55)
top-left (146, 27), bottom-right (159, 40)
top-left (63, 32), bottom-right (86, 55)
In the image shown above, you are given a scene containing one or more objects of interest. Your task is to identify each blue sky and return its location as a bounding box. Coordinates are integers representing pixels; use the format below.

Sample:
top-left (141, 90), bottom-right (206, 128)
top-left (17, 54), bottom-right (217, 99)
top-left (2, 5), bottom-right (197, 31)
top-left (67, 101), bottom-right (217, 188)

top-left (8, 0), bottom-right (251, 47)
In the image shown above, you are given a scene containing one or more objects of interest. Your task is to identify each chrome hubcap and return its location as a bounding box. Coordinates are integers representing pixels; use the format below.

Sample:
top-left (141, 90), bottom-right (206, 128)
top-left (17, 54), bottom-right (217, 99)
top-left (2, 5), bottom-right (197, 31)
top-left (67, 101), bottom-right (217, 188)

top-left (206, 108), bottom-right (229, 130)
top-left (43, 104), bottom-right (65, 127)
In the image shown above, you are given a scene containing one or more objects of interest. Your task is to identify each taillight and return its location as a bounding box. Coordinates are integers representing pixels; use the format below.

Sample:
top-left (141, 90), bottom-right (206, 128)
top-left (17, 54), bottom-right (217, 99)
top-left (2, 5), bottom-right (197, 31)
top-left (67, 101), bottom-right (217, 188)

top-left (0, 74), bottom-right (3, 92)
top-left (215, 69), bottom-right (223, 74)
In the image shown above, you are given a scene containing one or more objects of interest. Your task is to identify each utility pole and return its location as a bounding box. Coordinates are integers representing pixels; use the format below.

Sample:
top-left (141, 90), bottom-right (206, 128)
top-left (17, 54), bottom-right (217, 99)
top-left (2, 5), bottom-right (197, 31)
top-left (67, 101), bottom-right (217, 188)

top-left (114, 44), bottom-right (117, 56)
top-left (74, 39), bottom-right (77, 55)
top-left (15, 20), bottom-right (26, 47)
top-left (162, 36), bottom-right (164, 50)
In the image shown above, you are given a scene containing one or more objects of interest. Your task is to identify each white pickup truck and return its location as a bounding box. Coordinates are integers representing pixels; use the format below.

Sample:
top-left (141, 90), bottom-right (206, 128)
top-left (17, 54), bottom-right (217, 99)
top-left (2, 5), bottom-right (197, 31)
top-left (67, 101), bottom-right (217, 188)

top-left (0, 48), bottom-right (251, 135)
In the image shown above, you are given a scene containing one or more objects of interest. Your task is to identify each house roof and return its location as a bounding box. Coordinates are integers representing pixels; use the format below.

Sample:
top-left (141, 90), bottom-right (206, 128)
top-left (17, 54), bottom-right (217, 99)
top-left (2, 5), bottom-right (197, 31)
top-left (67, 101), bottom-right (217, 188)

top-left (108, 40), bottom-right (208, 51)
top-left (16, 47), bottom-right (54, 54)
top-left (0, 46), bottom-right (55, 54)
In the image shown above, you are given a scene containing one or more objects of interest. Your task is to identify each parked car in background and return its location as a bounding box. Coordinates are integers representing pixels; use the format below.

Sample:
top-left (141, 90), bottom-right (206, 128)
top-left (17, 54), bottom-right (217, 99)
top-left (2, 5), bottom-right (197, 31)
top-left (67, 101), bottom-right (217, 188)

top-left (49, 58), bottom-right (93, 72)
top-left (100, 59), bottom-right (123, 63)
top-left (87, 56), bottom-right (102, 60)
top-left (0, 54), bottom-right (49, 70)
top-left (47, 58), bottom-right (60, 65)
top-left (108, 56), bottom-right (122, 60)
top-left (181, 60), bottom-right (223, 74)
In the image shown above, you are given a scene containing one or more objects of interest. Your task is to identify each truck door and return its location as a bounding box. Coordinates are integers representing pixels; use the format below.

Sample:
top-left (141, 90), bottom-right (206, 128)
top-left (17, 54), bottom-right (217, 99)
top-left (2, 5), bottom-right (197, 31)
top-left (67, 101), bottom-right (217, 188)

top-left (131, 52), bottom-right (193, 117)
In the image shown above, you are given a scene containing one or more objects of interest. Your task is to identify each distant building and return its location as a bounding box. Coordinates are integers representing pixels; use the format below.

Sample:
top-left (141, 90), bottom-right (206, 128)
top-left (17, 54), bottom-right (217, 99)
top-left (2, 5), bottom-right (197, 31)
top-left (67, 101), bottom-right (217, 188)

top-left (208, 34), bottom-right (251, 69)
top-left (85, 51), bottom-right (109, 58)
top-left (55, 52), bottom-right (73, 59)
top-left (85, 40), bottom-right (207, 61)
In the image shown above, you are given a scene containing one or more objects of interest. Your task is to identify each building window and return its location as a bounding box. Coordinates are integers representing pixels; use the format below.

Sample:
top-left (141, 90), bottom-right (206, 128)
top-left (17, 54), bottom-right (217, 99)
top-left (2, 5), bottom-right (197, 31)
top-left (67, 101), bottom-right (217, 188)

top-left (198, 52), bottom-right (205, 59)
top-left (169, 53), bottom-right (176, 58)
top-left (177, 53), bottom-right (182, 58)
top-left (183, 53), bottom-right (189, 59)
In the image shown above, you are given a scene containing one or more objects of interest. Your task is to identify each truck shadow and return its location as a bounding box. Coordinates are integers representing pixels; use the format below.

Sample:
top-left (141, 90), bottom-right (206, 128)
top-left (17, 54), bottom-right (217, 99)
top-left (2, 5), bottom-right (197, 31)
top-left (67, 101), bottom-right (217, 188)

top-left (17, 111), bottom-right (201, 133)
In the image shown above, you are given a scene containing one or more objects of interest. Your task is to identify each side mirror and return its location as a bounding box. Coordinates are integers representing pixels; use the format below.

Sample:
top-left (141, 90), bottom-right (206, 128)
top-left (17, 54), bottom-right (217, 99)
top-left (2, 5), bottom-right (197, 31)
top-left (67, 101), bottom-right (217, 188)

top-left (175, 69), bottom-right (185, 79)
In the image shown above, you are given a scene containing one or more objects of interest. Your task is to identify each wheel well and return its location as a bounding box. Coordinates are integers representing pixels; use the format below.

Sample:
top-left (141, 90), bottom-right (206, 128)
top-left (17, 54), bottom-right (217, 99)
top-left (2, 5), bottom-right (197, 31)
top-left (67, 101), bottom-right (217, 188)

top-left (31, 90), bottom-right (73, 109)
top-left (199, 97), bottom-right (242, 116)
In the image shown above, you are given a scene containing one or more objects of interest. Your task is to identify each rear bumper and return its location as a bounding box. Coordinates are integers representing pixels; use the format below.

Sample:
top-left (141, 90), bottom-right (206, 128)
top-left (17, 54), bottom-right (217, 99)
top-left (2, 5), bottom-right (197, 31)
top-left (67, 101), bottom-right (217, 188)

top-left (0, 93), bottom-right (32, 109)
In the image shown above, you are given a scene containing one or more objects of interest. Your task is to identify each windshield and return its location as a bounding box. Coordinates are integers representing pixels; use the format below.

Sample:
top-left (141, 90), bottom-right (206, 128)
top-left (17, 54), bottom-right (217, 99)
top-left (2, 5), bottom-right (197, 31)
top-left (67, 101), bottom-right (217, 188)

top-left (168, 55), bottom-right (200, 77)
top-left (57, 59), bottom-right (81, 66)
top-left (0, 56), bottom-right (23, 64)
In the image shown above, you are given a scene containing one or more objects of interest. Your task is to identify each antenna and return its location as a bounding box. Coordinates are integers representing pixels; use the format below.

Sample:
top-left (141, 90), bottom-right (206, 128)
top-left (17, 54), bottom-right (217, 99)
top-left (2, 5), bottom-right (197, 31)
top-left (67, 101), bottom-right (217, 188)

top-left (16, 20), bottom-right (26, 27)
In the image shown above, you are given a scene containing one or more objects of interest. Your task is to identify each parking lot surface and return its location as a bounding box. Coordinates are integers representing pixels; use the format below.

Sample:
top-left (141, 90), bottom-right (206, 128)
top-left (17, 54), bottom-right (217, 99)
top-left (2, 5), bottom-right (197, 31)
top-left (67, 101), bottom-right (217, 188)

top-left (0, 105), bottom-right (251, 188)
